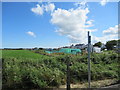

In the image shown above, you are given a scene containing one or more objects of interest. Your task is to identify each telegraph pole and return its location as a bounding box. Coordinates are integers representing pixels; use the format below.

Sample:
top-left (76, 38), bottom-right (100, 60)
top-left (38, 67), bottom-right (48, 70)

top-left (88, 31), bottom-right (91, 88)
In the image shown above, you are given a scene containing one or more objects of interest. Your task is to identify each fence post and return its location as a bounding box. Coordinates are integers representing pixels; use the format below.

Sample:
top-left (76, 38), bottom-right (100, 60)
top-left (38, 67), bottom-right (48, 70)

top-left (66, 55), bottom-right (70, 90)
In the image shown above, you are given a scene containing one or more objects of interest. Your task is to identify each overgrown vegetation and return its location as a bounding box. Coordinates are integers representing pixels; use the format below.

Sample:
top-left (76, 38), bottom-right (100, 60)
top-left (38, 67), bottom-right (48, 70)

top-left (1, 50), bottom-right (119, 89)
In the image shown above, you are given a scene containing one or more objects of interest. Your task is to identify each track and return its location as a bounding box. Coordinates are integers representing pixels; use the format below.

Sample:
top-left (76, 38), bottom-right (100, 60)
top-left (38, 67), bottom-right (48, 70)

top-left (102, 84), bottom-right (120, 88)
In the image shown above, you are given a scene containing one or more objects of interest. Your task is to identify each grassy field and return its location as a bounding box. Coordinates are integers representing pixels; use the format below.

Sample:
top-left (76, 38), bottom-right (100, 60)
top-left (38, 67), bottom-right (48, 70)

top-left (0, 48), bottom-right (1, 58)
top-left (2, 50), bottom-right (46, 59)
top-left (1, 50), bottom-right (119, 89)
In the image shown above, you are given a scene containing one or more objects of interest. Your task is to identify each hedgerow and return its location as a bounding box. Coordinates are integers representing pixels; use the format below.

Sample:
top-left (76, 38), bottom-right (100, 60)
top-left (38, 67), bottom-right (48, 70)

top-left (1, 50), bottom-right (119, 88)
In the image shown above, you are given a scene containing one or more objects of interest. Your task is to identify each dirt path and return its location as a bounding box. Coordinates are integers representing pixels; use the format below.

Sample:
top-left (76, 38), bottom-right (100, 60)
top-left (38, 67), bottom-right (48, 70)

top-left (59, 79), bottom-right (118, 88)
top-left (102, 84), bottom-right (120, 88)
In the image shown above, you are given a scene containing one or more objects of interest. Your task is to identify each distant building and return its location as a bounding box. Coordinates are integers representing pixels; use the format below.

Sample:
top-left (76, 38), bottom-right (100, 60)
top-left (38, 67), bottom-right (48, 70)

top-left (70, 44), bottom-right (94, 52)
top-left (93, 47), bottom-right (101, 53)
top-left (32, 47), bottom-right (39, 50)
top-left (72, 44), bottom-right (87, 49)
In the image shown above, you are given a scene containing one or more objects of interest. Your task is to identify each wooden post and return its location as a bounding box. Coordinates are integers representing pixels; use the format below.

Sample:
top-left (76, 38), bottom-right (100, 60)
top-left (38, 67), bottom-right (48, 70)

top-left (67, 56), bottom-right (70, 90)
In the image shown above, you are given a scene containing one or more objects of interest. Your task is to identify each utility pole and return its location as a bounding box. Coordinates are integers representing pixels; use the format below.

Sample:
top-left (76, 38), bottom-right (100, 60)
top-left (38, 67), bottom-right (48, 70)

top-left (88, 31), bottom-right (91, 88)
top-left (67, 56), bottom-right (70, 90)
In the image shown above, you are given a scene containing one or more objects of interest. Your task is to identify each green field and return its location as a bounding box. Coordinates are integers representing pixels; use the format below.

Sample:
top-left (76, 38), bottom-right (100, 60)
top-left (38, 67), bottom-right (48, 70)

top-left (1, 50), bottom-right (119, 89)
top-left (0, 49), bottom-right (1, 57)
top-left (2, 50), bottom-right (47, 59)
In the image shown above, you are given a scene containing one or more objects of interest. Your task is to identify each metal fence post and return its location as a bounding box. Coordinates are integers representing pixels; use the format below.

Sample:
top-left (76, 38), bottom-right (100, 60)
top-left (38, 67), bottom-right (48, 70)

top-left (88, 31), bottom-right (91, 88)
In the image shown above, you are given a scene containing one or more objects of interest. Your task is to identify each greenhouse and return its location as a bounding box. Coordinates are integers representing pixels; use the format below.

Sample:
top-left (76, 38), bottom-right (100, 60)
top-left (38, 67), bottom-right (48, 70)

top-left (45, 48), bottom-right (81, 54)
top-left (59, 48), bottom-right (81, 54)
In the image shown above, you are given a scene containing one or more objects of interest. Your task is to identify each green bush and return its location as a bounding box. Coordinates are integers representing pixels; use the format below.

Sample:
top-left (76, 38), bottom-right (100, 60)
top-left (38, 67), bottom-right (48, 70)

top-left (1, 50), bottom-right (119, 88)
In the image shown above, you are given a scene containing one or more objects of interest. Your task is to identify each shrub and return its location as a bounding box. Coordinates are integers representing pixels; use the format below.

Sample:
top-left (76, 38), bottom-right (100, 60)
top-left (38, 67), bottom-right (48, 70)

top-left (2, 50), bottom-right (119, 88)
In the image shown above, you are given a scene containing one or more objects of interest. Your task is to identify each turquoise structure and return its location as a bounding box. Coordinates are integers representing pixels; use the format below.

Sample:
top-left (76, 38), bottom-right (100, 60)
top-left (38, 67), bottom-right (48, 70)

top-left (45, 48), bottom-right (81, 54)
top-left (59, 48), bottom-right (81, 54)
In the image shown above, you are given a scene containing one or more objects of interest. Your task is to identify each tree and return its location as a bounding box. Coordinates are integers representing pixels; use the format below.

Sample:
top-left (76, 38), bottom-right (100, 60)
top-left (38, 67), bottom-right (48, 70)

top-left (106, 40), bottom-right (117, 50)
top-left (93, 42), bottom-right (102, 47)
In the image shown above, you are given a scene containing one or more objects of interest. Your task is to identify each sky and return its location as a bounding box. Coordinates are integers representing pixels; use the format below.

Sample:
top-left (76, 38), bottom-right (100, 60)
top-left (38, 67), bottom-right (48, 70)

top-left (2, 1), bottom-right (118, 48)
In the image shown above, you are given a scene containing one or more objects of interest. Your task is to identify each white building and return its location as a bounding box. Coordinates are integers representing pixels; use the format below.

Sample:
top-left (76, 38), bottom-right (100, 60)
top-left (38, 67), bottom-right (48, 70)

top-left (93, 47), bottom-right (101, 53)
